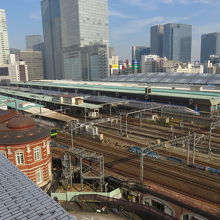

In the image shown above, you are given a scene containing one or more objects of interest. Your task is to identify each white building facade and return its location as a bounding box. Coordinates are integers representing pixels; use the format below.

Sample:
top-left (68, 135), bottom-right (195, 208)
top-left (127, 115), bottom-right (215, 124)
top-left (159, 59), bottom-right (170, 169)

top-left (0, 55), bottom-right (28, 82)
top-left (0, 9), bottom-right (10, 65)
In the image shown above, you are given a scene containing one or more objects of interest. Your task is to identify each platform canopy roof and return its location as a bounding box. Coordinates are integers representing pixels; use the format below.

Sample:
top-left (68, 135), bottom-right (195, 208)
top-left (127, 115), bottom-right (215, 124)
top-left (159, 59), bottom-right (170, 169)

top-left (102, 72), bottom-right (220, 85)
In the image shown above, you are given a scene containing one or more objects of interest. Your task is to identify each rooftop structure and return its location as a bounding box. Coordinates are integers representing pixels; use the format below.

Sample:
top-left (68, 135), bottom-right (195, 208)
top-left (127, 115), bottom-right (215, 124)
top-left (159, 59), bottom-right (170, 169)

top-left (6, 79), bottom-right (220, 112)
top-left (0, 88), bottom-right (101, 110)
top-left (0, 153), bottom-right (75, 220)
top-left (0, 95), bottom-right (79, 124)
top-left (102, 72), bottom-right (220, 85)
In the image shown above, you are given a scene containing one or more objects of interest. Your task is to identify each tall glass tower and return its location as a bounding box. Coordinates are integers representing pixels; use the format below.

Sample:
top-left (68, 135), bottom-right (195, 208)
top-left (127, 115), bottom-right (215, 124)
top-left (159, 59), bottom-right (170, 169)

top-left (41, 0), bottom-right (109, 80)
top-left (41, 0), bottom-right (63, 80)
top-left (0, 9), bottom-right (10, 65)
top-left (150, 25), bottom-right (164, 58)
top-left (200, 33), bottom-right (220, 64)
top-left (163, 23), bottom-right (192, 63)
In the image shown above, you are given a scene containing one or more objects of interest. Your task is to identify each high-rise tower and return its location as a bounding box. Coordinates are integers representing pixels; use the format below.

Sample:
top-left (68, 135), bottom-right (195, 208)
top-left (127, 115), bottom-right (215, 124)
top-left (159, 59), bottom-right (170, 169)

top-left (163, 23), bottom-right (192, 63)
top-left (150, 25), bottom-right (164, 57)
top-left (200, 33), bottom-right (220, 64)
top-left (0, 9), bottom-right (10, 65)
top-left (41, 0), bottom-right (109, 80)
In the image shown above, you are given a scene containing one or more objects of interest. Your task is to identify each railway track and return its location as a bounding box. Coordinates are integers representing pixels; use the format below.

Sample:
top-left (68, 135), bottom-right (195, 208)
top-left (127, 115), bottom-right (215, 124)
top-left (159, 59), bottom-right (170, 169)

top-left (53, 134), bottom-right (220, 204)
top-left (98, 119), bottom-right (220, 153)
top-left (99, 130), bottom-right (220, 170)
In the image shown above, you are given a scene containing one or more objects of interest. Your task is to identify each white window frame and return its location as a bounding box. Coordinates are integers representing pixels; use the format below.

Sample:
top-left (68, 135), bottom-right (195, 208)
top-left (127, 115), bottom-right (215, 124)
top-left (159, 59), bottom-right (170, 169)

top-left (16, 152), bottom-right (24, 165)
top-left (34, 147), bottom-right (41, 161)
top-left (36, 169), bottom-right (43, 184)
top-left (48, 162), bottom-right (52, 177)
top-left (46, 141), bottom-right (50, 155)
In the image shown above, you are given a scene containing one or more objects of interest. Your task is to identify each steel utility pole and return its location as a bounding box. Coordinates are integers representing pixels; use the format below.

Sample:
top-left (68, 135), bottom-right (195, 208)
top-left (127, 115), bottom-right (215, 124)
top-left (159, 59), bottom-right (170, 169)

top-left (140, 148), bottom-right (144, 184)
top-left (208, 120), bottom-right (220, 155)
top-left (125, 106), bottom-right (162, 137)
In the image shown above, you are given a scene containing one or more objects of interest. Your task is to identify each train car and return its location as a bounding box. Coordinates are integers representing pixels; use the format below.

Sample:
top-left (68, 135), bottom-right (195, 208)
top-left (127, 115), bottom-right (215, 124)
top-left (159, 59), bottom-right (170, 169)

top-left (146, 151), bottom-right (160, 159)
top-left (206, 167), bottom-right (220, 175)
top-left (166, 156), bottom-right (183, 164)
top-left (162, 105), bottom-right (200, 116)
top-left (50, 128), bottom-right (58, 137)
top-left (128, 146), bottom-right (142, 154)
top-left (128, 147), bottom-right (160, 159)
top-left (188, 163), bottom-right (206, 171)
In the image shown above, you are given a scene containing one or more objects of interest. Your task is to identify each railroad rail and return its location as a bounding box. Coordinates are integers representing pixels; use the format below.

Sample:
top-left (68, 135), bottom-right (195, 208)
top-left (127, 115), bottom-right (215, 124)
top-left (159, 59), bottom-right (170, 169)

top-left (54, 133), bottom-right (220, 204)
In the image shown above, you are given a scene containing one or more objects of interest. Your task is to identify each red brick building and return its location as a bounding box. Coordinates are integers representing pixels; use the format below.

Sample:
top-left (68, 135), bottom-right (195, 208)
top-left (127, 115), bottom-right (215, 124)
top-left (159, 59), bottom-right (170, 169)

top-left (0, 110), bottom-right (52, 187)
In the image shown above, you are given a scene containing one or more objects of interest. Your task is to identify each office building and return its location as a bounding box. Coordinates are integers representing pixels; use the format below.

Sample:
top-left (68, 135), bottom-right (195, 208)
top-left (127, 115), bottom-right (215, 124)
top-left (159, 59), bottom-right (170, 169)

top-left (200, 33), bottom-right (220, 64)
top-left (163, 23), bottom-right (192, 63)
top-left (41, 0), bottom-right (109, 80)
top-left (26, 35), bottom-right (43, 51)
top-left (33, 42), bottom-right (46, 79)
top-left (141, 55), bottom-right (162, 73)
top-left (132, 46), bottom-right (150, 73)
top-left (0, 9), bottom-right (10, 65)
top-left (109, 47), bottom-right (119, 76)
top-left (0, 54), bottom-right (28, 82)
top-left (19, 51), bottom-right (44, 80)
top-left (150, 25), bottom-right (164, 57)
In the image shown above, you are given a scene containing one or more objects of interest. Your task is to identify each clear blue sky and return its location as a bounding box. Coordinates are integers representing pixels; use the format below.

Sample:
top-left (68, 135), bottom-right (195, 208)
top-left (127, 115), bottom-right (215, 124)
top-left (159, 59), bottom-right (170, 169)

top-left (1, 0), bottom-right (220, 61)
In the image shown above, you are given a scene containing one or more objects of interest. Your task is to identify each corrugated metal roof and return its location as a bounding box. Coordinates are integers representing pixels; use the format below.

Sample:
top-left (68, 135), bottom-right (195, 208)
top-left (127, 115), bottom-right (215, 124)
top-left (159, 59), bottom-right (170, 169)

top-left (9, 80), bottom-right (220, 103)
top-left (0, 154), bottom-right (76, 220)
top-left (101, 72), bottom-right (220, 85)
top-left (0, 89), bottom-right (101, 109)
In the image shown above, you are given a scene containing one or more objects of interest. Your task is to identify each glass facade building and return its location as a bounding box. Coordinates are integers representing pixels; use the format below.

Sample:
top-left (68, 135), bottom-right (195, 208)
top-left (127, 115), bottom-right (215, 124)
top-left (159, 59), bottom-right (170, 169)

top-left (132, 46), bottom-right (150, 73)
top-left (150, 25), bottom-right (164, 58)
top-left (41, 0), bottom-right (64, 80)
top-left (41, 0), bottom-right (109, 80)
top-left (163, 23), bottom-right (192, 63)
top-left (26, 35), bottom-right (43, 51)
top-left (200, 33), bottom-right (220, 64)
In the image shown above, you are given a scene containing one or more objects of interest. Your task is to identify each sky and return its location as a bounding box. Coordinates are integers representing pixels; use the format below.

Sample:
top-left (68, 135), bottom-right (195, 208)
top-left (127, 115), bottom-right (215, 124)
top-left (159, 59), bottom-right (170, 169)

top-left (1, 0), bottom-right (220, 61)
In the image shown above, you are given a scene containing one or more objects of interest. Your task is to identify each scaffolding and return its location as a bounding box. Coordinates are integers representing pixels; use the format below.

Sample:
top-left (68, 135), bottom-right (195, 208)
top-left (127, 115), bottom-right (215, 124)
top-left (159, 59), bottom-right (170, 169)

top-left (62, 147), bottom-right (105, 192)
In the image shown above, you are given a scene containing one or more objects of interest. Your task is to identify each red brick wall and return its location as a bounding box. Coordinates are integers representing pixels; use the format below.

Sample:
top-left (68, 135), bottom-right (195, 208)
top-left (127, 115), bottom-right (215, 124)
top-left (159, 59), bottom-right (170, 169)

top-left (0, 136), bottom-right (52, 187)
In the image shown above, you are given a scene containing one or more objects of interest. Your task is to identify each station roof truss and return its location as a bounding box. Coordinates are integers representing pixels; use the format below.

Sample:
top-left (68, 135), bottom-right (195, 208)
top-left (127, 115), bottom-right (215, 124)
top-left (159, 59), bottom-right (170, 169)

top-left (102, 72), bottom-right (220, 85)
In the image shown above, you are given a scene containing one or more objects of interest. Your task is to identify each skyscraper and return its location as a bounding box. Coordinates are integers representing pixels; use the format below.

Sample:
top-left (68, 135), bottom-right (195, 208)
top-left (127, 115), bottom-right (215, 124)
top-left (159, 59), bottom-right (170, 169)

top-left (41, 0), bottom-right (109, 80)
top-left (0, 9), bottom-right (10, 65)
top-left (200, 33), bottom-right (220, 64)
top-left (163, 23), bottom-right (192, 63)
top-left (132, 46), bottom-right (150, 73)
top-left (26, 35), bottom-right (43, 51)
top-left (41, 0), bottom-right (63, 80)
top-left (150, 25), bottom-right (164, 57)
